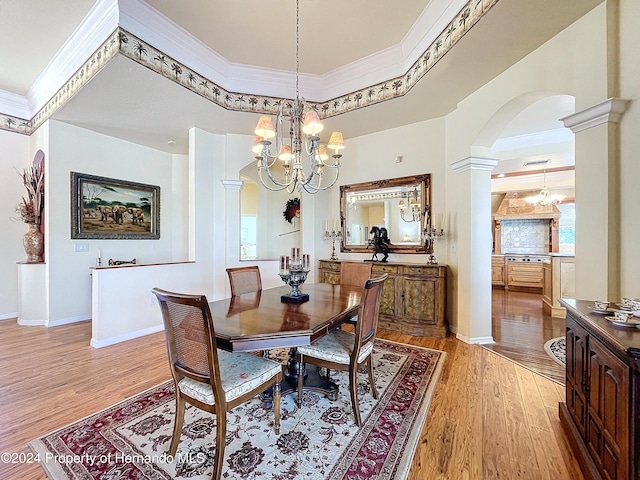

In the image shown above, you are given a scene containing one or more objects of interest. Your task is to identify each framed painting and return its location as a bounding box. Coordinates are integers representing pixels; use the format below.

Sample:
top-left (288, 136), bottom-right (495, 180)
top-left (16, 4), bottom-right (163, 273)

top-left (71, 172), bottom-right (160, 239)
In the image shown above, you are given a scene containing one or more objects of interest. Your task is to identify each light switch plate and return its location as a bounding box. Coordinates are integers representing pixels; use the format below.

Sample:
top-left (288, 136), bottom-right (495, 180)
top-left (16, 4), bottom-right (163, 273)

top-left (74, 243), bottom-right (89, 252)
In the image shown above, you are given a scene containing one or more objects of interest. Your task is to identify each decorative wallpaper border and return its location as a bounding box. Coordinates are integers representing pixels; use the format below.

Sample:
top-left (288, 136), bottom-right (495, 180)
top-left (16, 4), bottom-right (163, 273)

top-left (1, 0), bottom-right (497, 136)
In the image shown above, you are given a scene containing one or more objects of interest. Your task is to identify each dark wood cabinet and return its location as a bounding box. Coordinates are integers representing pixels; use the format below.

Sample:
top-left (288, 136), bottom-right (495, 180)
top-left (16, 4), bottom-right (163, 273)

top-left (318, 260), bottom-right (447, 337)
top-left (560, 299), bottom-right (640, 480)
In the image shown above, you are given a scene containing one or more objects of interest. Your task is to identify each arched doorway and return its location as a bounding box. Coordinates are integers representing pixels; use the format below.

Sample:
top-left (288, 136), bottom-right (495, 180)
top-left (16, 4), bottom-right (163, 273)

top-left (472, 92), bottom-right (575, 382)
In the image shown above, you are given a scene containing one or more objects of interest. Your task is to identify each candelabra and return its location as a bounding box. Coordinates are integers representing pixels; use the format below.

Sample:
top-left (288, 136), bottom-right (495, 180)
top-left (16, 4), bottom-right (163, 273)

top-left (324, 228), bottom-right (343, 261)
top-left (279, 248), bottom-right (311, 303)
top-left (423, 225), bottom-right (445, 264)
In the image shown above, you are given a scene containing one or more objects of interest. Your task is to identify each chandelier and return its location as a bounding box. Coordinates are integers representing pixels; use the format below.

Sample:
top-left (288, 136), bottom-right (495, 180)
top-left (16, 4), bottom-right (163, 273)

top-left (251, 0), bottom-right (344, 194)
top-left (398, 188), bottom-right (421, 222)
top-left (525, 170), bottom-right (565, 206)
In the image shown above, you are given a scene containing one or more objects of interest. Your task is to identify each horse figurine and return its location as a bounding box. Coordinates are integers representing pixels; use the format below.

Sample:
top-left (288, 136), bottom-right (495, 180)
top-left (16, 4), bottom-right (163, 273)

top-left (367, 226), bottom-right (391, 262)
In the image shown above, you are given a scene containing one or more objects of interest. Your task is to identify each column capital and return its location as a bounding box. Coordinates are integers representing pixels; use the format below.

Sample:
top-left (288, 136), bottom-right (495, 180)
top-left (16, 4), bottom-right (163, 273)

top-left (561, 97), bottom-right (630, 133)
top-left (221, 179), bottom-right (243, 190)
top-left (451, 157), bottom-right (498, 173)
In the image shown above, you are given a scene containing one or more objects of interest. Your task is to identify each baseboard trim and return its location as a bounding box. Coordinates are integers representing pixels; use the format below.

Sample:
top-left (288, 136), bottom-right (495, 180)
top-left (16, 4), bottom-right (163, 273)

top-left (0, 312), bottom-right (18, 321)
top-left (456, 333), bottom-right (495, 345)
top-left (46, 315), bottom-right (91, 327)
top-left (17, 318), bottom-right (46, 326)
top-left (90, 324), bottom-right (165, 349)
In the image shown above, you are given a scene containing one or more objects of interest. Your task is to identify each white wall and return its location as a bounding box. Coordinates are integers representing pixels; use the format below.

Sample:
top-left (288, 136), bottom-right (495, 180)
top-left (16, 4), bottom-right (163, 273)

top-left (619, 0), bottom-right (640, 297)
top-left (44, 121), bottom-right (185, 323)
top-left (0, 130), bottom-right (31, 319)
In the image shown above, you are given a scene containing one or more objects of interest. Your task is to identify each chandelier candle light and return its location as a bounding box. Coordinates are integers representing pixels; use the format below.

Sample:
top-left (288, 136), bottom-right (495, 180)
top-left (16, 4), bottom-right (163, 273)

top-left (251, 0), bottom-right (345, 194)
top-left (398, 187), bottom-right (421, 223)
top-left (279, 247), bottom-right (311, 303)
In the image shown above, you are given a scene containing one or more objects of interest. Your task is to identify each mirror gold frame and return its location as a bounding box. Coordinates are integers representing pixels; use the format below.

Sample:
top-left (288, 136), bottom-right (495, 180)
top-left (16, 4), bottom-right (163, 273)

top-left (340, 174), bottom-right (432, 254)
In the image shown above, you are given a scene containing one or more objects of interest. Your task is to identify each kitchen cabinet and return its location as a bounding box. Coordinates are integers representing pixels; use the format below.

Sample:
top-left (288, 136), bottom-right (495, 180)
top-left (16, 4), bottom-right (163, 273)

top-left (560, 299), bottom-right (640, 480)
top-left (506, 262), bottom-right (543, 290)
top-left (492, 255), bottom-right (505, 286)
top-left (318, 260), bottom-right (447, 337)
top-left (542, 255), bottom-right (575, 317)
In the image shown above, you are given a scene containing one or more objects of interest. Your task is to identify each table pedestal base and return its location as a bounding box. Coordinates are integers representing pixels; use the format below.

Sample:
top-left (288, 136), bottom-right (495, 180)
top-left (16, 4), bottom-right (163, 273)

top-left (261, 348), bottom-right (339, 408)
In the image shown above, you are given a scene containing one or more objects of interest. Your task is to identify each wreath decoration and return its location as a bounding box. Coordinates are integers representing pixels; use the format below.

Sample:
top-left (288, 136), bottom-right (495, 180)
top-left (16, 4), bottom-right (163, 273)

top-left (283, 198), bottom-right (300, 223)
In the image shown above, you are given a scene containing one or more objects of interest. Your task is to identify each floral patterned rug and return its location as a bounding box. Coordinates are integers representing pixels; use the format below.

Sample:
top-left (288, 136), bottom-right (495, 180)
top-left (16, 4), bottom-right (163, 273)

top-left (29, 339), bottom-right (445, 480)
top-left (543, 336), bottom-right (566, 366)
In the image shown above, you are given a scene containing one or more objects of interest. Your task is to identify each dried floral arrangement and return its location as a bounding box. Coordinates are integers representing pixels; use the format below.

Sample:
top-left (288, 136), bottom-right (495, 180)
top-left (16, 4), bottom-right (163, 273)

top-left (16, 163), bottom-right (44, 225)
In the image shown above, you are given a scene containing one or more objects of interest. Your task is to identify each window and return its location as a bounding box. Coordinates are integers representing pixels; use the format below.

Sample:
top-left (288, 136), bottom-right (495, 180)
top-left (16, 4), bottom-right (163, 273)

top-left (557, 202), bottom-right (575, 255)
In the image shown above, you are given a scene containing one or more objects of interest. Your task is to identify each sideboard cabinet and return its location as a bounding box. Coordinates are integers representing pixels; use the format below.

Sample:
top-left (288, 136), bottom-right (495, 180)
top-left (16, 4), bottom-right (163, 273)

top-left (560, 299), bottom-right (640, 480)
top-left (318, 260), bottom-right (447, 337)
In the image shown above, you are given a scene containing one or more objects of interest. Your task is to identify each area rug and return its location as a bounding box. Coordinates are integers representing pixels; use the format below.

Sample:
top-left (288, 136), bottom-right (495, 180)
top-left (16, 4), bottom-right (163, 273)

top-left (29, 339), bottom-right (445, 480)
top-left (543, 336), bottom-right (566, 366)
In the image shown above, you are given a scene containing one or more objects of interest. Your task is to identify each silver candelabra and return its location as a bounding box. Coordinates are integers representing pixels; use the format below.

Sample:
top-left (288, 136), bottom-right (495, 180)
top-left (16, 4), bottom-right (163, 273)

top-left (279, 248), bottom-right (311, 302)
top-left (423, 225), bottom-right (445, 264)
top-left (323, 229), bottom-right (342, 261)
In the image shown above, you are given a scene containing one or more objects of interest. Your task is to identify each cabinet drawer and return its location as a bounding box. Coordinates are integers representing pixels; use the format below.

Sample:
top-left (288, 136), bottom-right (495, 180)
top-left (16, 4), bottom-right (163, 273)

top-left (402, 266), bottom-right (437, 276)
top-left (507, 274), bottom-right (543, 288)
top-left (318, 261), bottom-right (341, 271)
top-left (507, 264), bottom-right (543, 276)
top-left (372, 264), bottom-right (398, 274)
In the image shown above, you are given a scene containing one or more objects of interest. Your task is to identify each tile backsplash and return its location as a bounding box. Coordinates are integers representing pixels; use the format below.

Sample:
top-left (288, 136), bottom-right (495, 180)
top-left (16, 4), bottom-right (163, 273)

top-left (501, 219), bottom-right (548, 254)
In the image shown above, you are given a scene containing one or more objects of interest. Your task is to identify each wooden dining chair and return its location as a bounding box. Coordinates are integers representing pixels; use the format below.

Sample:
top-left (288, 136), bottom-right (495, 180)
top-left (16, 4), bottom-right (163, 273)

top-left (340, 262), bottom-right (373, 288)
top-left (296, 273), bottom-right (388, 426)
top-left (152, 287), bottom-right (281, 480)
top-left (226, 265), bottom-right (262, 297)
top-left (339, 262), bottom-right (373, 326)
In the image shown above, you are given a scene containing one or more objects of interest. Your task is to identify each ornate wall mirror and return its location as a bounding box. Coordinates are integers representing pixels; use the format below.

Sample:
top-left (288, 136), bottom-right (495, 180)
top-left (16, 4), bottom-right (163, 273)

top-left (340, 174), bottom-right (432, 254)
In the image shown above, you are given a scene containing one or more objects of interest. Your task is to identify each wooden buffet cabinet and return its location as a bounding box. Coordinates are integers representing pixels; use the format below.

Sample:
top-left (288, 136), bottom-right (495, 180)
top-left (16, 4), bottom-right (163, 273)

top-left (560, 299), bottom-right (640, 480)
top-left (318, 260), bottom-right (448, 337)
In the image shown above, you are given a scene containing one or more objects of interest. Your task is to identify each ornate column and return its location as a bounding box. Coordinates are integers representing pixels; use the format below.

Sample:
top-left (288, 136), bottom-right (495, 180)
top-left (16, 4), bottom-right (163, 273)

top-left (561, 98), bottom-right (628, 300)
top-left (450, 156), bottom-right (498, 344)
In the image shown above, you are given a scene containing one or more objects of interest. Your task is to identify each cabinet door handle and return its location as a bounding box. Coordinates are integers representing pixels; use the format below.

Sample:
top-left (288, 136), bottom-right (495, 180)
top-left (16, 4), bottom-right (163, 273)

top-left (605, 368), bottom-right (620, 384)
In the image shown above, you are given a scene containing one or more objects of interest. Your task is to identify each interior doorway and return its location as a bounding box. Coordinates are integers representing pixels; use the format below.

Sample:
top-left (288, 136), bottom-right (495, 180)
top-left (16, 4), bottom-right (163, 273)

top-left (473, 92), bottom-right (575, 374)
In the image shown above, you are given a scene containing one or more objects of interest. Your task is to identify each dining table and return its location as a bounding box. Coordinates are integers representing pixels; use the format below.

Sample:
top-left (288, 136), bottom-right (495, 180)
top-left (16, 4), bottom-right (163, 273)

top-left (208, 282), bottom-right (363, 402)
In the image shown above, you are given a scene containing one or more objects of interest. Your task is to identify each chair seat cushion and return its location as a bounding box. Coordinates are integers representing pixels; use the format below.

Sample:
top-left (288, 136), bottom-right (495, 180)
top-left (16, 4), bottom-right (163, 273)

top-left (297, 329), bottom-right (373, 365)
top-left (178, 350), bottom-right (281, 405)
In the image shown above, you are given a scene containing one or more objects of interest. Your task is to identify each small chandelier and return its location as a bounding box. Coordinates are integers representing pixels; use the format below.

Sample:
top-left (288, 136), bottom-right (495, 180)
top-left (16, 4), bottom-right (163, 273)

top-left (525, 170), bottom-right (565, 206)
top-left (398, 188), bottom-right (421, 222)
top-left (251, 0), bottom-right (344, 194)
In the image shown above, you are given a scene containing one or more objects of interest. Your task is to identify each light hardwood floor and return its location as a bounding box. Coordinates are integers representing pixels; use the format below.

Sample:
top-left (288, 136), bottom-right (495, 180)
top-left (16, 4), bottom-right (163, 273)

top-left (486, 288), bottom-right (566, 384)
top-left (0, 319), bottom-right (583, 479)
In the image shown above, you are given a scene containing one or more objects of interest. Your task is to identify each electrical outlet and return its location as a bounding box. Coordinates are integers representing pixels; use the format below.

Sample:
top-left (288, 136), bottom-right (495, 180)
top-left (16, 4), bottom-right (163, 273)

top-left (74, 243), bottom-right (89, 252)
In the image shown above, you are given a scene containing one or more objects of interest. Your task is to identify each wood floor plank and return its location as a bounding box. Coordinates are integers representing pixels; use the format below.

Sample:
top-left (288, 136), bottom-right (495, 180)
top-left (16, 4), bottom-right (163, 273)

top-left (499, 355), bottom-right (543, 478)
top-left (481, 350), bottom-right (513, 478)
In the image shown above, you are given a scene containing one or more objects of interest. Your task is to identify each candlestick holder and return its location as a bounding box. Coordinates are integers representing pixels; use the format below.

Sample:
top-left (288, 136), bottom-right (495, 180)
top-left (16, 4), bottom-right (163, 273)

top-left (279, 263), bottom-right (311, 303)
top-left (323, 229), bottom-right (343, 261)
top-left (423, 225), bottom-right (445, 264)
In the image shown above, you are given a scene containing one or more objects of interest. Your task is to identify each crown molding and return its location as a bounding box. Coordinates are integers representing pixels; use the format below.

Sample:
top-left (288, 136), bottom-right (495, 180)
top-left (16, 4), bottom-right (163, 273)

top-left (0, 90), bottom-right (30, 118)
top-left (560, 98), bottom-right (630, 133)
top-left (403, 0), bottom-right (469, 70)
top-left (28, 0), bottom-right (120, 114)
top-left (451, 157), bottom-right (498, 173)
top-left (0, 0), bottom-right (498, 135)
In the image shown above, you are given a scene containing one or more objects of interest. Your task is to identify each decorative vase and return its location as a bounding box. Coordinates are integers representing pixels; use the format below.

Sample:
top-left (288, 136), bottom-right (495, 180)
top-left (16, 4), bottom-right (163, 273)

top-left (23, 223), bottom-right (44, 263)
